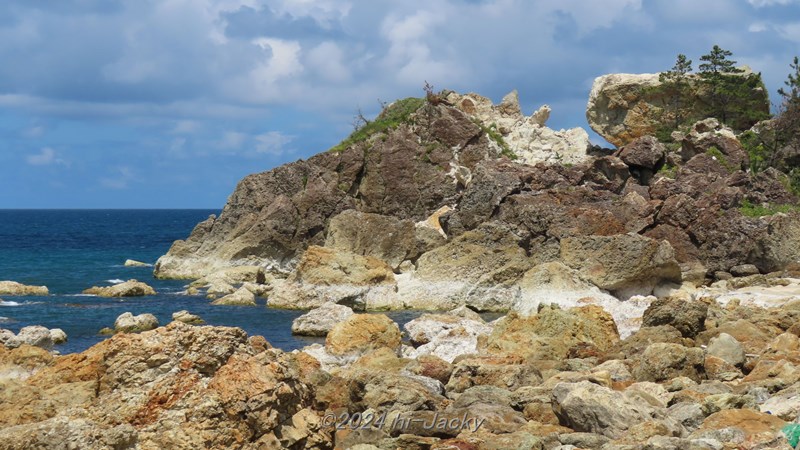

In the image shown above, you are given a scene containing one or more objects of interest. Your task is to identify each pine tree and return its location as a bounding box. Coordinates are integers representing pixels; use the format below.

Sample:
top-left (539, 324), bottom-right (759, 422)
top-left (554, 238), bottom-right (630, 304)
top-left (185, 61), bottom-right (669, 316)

top-left (699, 45), bottom-right (741, 75)
top-left (659, 54), bottom-right (693, 129)
top-left (698, 45), bottom-right (770, 128)
top-left (778, 56), bottom-right (800, 105)
top-left (698, 45), bottom-right (743, 124)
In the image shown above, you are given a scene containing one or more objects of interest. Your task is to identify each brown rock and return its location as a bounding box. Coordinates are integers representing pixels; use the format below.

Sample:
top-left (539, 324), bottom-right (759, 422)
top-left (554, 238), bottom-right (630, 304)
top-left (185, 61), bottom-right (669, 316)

top-left (484, 306), bottom-right (619, 361)
top-left (325, 314), bottom-right (401, 356)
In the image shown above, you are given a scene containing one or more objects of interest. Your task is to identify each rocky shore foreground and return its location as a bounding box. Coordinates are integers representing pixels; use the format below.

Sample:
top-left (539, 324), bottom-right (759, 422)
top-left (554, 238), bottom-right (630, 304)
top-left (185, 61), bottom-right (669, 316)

top-left (4, 281), bottom-right (800, 449)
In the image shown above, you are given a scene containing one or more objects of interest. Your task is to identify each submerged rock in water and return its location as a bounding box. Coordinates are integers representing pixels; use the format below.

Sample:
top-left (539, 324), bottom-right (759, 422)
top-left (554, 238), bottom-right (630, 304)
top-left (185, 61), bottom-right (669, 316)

top-left (83, 279), bottom-right (156, 297)
top-left (0, 281), bottom-right (49, 296)
top-left (123, 259), bottom-right (151, 267)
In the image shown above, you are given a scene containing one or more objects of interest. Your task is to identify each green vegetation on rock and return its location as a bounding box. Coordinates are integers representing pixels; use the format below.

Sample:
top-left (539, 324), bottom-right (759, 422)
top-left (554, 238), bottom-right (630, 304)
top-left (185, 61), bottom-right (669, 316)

top-left (739, 199), bottom-right (800, 217)
top-left (477, 121), bottom-right (517, 160)
top-left (328, 97), bottom-right (425, 153)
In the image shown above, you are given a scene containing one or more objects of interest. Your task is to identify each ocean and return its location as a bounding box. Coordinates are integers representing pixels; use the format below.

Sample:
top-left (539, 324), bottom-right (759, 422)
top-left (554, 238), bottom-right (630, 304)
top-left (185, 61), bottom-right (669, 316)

top-left (0, 209), bottom-right (421, 354)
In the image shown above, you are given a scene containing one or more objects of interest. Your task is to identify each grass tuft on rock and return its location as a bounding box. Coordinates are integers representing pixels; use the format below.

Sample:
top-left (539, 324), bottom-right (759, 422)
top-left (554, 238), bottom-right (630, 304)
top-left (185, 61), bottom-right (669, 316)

top-left (329, 97), bottom-right (425, 153)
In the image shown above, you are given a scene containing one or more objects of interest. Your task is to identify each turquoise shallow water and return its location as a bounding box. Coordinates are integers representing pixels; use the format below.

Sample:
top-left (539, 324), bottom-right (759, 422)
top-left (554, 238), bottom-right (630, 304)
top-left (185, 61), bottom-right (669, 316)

top-left (0, 210), bottom-right (423, 354)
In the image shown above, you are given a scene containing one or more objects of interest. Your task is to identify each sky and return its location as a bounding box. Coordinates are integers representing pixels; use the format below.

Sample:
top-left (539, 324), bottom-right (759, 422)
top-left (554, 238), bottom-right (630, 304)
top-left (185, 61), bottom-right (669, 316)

top-left (1, 0), bottom-right (799, 208)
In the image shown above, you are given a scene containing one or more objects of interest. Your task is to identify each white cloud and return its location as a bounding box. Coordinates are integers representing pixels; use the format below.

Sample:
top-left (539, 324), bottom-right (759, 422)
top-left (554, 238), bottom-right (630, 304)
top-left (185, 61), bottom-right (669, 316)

top-left (749, 22), bottom-right (768, 32)
top-left (26, 147), bottom-right (67, 166)
top-left (255, 131), bottom-right (293, 155)
top-left (748, 0), bottom-right (795, 7)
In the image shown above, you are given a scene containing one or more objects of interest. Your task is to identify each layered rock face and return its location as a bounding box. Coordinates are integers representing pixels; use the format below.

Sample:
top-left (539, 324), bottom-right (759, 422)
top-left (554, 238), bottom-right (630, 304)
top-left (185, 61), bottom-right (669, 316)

top-left (587, 71), bottom-right (770, 147)
top-left (153, 92), bottom-right (592, 280)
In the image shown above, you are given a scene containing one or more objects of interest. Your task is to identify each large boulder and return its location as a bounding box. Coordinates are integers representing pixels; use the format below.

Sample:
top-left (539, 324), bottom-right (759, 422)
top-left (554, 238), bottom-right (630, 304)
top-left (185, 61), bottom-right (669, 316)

top-left (267, 246), bottom-right (396, 310)
top-left (483, 305), bottom-right (620, 360)
top-left (325, 314), bottom-right (401, 356)
top-left (401, 309), bottom-right (493, 363)
top-left (0, 281), bottom-right (49, 296)
top-left (211, 286), bottom-right (256, 306)
top-left (2, 326), bottom-right (57, 350)
top-left (559, 233), bottom-right (682, 297)
top-left (587, 71), bottom-right (770, 148)
top-left (83, 280), bottom-right (156, 298)
top-left (397, 221), bottom-right (536, 311)
top-left (552, 380), bottom-right (681, 439)
top-left (641, 297), bottom-right (708, 338)
top-left (291, 303), bottom-right (354, 337)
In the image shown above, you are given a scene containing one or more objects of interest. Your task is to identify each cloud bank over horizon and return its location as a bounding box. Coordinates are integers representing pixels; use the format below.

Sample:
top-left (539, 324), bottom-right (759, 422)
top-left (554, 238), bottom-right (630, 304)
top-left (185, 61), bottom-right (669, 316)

top-left (0, 0), bottom-right (798, 207)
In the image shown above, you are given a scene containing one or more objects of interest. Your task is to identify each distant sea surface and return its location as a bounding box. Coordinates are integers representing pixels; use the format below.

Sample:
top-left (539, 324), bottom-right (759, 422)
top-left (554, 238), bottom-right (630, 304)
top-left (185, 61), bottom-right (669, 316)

top-left (0, 210), bottom-right (420, 354)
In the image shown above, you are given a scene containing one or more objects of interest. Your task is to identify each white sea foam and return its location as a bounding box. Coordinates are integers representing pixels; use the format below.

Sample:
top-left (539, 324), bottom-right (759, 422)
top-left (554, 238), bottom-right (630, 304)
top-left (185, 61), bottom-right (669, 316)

top-left (0, 300), bottom-right (21, 306)
top-left (64, 294), bottom-right (97, 297)
top-left (106, 279), bottom-right (125, 284)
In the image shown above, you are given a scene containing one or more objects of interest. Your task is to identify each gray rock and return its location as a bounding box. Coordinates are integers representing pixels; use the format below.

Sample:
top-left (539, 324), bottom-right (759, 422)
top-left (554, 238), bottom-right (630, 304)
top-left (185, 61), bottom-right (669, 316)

top-left (729, 264), bottom-right (759, 277)
top-left (290, 303), bottom-right (354, 336)
top-left (211, 286), bottom-right (256, 306)
top-left (551, 380), bottom-right (680, 439)
top-left (559, 233), bottom-right (682, 297)
top-left (559, 432), bottom-right (610, 449)
top-left (171, 310), bottom-right (204, 325)
top-left (114, 312), bottom-right (159, 333)
top-left (325, 210), bottom-right (418, 271)
top-left (633, 343), bottom-right (705, 382)
top-left (706, 333), bottom-right (745, 367)
top-left (667, 402), bottom-right (706, 432)
top-left (642, 297), bottom-right (708, 338)
top-left (49, 328), bottom-right (68, 344)
top-left (11, 325), bottom-right (55, 350)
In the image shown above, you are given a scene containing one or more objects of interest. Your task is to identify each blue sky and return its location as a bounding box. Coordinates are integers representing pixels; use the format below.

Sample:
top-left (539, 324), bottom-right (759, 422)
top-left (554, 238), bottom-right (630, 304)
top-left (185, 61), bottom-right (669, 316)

top-left (1, 0), bottom-right (799, 208)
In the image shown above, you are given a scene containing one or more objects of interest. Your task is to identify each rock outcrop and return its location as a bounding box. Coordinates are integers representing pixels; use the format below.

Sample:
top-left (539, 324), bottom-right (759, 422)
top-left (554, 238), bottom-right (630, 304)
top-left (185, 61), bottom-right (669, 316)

top-left (446, 90), bottom-right (593, 166)
top-left (587, 70), bottom-right (770, 147)
top-left (83, 279), bottom-right (156, 297)
top-left (0, 281), bottom-right (49, 296)
top-left (0, 323), bottom-right (329, 449)
top-left (153, 89), bottom-right (800, 325)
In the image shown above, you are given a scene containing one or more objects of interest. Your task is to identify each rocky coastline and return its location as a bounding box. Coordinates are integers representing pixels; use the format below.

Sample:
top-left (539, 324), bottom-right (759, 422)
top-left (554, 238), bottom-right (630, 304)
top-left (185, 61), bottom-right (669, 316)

top-left (4, 68), bottom-right (800, 449)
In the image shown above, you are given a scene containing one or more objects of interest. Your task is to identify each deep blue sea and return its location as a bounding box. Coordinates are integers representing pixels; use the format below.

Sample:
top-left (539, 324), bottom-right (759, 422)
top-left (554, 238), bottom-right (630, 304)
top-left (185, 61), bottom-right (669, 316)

top-left (0, 210), bottom-right (422, 354)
